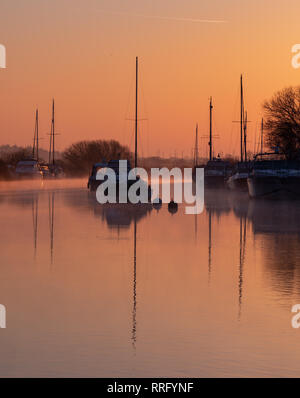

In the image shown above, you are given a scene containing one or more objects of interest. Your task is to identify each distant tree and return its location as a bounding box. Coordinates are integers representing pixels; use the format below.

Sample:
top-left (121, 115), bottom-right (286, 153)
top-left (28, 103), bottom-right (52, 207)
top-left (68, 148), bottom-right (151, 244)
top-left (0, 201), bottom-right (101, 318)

top-left (0, 145), bottom-right (61, 163)
top-left (263, 87), bottom-right (300, 159)
top-left (62, 139), bottom-right (132, 176)
top-left (0, 158), bottom-right (10, 180)
top-left (3, 147), bottom-right (32, 166)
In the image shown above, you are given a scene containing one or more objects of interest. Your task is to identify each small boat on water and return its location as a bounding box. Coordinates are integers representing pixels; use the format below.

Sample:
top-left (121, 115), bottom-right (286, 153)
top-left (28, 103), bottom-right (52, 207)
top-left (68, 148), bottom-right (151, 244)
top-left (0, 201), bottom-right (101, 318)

top-left (193, 97), bottom-right (230, 187)
top-left (247, 157), bottom-right (300, 198)
top-left (88, 159), bottom-right (151, 200)
top-left (15, 110), bottom-right (43, 179)
top-left (88, 57), bottom-right (151, 202)
top-left (227, 161), bottom-right (252, 191)
top-left (227, 75), bottom-right (252, 191)
top-left (44, 99), bottom-right (64, 178)
top-left (15, 159), bottom-right (43, 179)
top-left (88, 162), bottom-right (108, 191)
top-left (205, 157), bottom-right (231, 188)
top-left (88, 160), bottom-right (136, 192)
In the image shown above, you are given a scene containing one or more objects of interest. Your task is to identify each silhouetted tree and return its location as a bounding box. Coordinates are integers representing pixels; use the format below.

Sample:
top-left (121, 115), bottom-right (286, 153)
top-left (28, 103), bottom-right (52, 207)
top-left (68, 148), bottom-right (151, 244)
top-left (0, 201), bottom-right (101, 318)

top-left (0, 158), bottom-right (10, 179)
top-left (3, 147), bottom-right (32, 166)
top-left (263, 87), bottom-right (300, 159)
top-left (62, 139), bottom-right (132, 176)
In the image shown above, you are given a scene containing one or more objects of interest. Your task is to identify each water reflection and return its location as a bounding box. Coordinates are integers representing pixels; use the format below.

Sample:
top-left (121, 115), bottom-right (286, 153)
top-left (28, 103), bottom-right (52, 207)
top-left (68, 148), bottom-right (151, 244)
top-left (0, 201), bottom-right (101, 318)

top-left (238, 215), bottom-right (247, 320)
top-left (132, 218), bottom-right (137, 348)
top-left (247, 200), bottom-right (300, 296)
top-left (48, 192), bottom-right (55, 265)
top-left (208, 208), bottom-right (212, 282)
top-left (204, 188), bottom-right (231, 218)
top-left (31, 195), bottom-right (38, 259)
top-left (2, 181), bottom-right (300, 376)
top-left (99, 204), bottom-right (153, 229)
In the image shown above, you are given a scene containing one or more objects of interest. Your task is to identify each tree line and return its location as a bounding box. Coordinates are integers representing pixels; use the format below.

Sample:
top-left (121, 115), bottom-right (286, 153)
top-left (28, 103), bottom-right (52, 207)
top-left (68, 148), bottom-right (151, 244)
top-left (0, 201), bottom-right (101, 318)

top-left (0, 140), bottom-right (132, 179)
top-left (263, 86), bottom-right (300, 159)
top-left (1, 86), bottom-right (300, 180)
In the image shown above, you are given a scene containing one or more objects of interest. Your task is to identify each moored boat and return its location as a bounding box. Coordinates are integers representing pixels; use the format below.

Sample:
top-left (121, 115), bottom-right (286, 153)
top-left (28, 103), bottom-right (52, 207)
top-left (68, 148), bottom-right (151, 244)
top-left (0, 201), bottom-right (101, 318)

top-left (88, 162), bottom-right (108, 191)
top-left (88, 57), bottom-right (151, 203)
top-left (193, 97), bottom-right (231, 187)
top-left (227, 75), bottom-right (251, 191)
top-left (15, 159), bottom-right (43, 179)
top-left (247, 159), bottom-right (300, 198)
top-left (205, 158), bottom-right (231, 187)
top-left (227, 162), bottom-right (252, 191)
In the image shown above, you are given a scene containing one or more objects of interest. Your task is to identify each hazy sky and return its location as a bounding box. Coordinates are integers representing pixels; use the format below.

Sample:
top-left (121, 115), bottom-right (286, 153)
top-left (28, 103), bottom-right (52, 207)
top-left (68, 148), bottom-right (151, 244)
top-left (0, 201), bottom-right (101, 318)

top-left (0, 0), bottom-right (300, 157)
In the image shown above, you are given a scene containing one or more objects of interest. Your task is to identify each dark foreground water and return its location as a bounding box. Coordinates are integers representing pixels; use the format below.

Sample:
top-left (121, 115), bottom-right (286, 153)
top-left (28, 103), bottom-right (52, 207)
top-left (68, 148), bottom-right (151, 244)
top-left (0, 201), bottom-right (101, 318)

top-left (1, 179), bottom-right (300, 377)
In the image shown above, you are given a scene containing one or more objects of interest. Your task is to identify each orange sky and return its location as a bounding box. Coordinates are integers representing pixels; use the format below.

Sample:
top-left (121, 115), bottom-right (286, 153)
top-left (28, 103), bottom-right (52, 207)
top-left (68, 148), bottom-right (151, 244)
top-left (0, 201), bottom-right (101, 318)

top-left (0, 0), bottom-right (300, 158)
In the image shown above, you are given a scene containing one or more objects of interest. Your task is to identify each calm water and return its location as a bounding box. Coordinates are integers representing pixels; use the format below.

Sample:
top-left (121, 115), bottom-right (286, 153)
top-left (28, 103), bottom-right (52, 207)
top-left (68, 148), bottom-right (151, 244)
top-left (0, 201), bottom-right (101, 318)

top-left (1, 179), bottom-right (300, 377)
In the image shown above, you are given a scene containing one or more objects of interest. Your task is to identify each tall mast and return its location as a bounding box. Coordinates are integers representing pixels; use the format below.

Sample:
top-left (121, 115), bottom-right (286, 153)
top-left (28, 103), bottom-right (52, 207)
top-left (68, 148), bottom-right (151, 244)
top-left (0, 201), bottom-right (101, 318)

top-left (135, 57), bottom-right (138, 168)
top-left (52, 99), bottom-right (55, 165)
top-left (32, 109), bottom-right (39, 161)
top-left (240, 75), bottom-right (244, 162)
top-left (209, 97), bottom-right (213, 161)
top-left (32, 110), bottom-right (37, 159)
top-left (195, 123), bottom-right (199, 166)
top-left (36, 109), bottom-right (39, 162)
top-left (48, 104), bottom-right (52, 164)
top-left (244, 111), bottom-right (247, 162)
top-left (261, 118), bottom-right (264, 155)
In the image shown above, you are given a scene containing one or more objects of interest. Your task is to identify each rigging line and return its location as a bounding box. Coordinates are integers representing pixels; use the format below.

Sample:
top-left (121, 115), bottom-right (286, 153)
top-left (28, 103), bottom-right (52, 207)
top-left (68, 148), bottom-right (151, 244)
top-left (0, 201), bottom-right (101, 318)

top-left (232, 81), bottom-right (242, 158)
top-left (123, 69), bottom-right (135, 148)
top-left (255, 119), bottom-right (259, 154)
top-left (139, 64), bottom-right (150, 157)
top-left (253, 122), bottom-right (257, 154)
top-left (229, 86), bottom-right (240, 156)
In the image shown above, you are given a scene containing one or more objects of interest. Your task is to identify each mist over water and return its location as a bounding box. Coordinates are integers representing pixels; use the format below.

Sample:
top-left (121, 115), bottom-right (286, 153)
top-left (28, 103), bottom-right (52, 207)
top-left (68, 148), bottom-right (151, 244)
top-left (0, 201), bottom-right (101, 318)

top-left (1, 179), bottom-right (300, 377)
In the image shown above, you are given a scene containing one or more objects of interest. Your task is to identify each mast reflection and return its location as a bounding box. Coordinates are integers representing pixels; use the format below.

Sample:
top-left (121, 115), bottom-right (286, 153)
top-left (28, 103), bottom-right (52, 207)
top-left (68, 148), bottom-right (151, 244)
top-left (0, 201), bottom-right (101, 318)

top-left (132, 218), bottom-right (137, 348)
top-left (48, 192), bottom-right (55, 265)
top-left (32, 195), bottom-right (39, 258)
top-left (208, 208), bottom-right (212, 282)
top-left (238, 215), bottom-right (247, 320)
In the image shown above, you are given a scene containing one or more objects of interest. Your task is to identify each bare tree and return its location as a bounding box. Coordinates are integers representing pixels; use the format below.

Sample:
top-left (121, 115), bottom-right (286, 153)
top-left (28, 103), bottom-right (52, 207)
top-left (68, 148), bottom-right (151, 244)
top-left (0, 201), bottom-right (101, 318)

top-left (3, 148), bottom-right (32, 166)
top-left (62, 139), bottom-right (132, 176)
top-left (263, 87), bottom-right (300, 159)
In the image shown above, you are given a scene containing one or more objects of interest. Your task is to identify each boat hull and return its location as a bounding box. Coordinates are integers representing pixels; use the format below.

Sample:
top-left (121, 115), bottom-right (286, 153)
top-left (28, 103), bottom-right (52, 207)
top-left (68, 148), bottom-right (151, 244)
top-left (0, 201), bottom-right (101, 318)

top-left (248, 176), bottom-right (300, 198)
top-left (227, 175), bottom-right (248, 191)
top-left (88, 179), bottom-right (152, 202)
top-left (204, 175), bottom-right (226, 188)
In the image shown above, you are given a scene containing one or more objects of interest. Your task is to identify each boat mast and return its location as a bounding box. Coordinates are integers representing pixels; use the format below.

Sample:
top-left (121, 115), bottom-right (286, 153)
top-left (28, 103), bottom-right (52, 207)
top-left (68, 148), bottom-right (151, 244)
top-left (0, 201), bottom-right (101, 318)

top-left (240, 75), bottom-right (244, 163)
top-left (48, 104), bottom-right (52, 165)
top-left (135, 57), bottom-right (138, 168)
top-left (195, 123), bottom-right (199, 166)
top-left (48, 99), bottom-right (56, 166)
top-left (32, 109), bottom-right (38, 160)
top-left (52, 99), bottom-right (55, 165)
top-left (36, 109), bottom-right (39, 162)
top-left (209, 97), bottom-right (213, 161)
top-left (244, 111), bottom-right (247, 162)
top-left (261, 118), bottom-right (264, 155)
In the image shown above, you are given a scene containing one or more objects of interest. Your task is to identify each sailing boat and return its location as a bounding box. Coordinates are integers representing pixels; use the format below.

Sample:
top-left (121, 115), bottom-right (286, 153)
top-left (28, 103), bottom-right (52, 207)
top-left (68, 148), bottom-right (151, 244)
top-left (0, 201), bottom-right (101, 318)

top-left (227, 75), bottom-right (252, 191)
top-left (194, 97), bottom-right (231, 187)
top-left (192, 123), bottom-right (204, 181)
top-left (15, 109), bottom-right (43, 179)
top-left (88, 57), bottom-right (151, 201)
top-left (247, 117), bottom-right (300, 198)
top-left (45, 99), bottom-right (63, 178)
